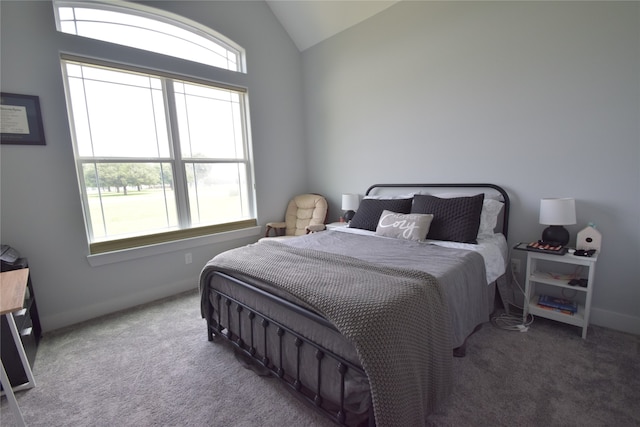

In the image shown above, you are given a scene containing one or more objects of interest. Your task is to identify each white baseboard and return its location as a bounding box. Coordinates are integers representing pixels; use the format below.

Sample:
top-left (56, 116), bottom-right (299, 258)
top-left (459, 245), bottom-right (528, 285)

top-left (41, 277), bottom-right (197, 332)
top-left (590, 307), bottom-right (640, 336)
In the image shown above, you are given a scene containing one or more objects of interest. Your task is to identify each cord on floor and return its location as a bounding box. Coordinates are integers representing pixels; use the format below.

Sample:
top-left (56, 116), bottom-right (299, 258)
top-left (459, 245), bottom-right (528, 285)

top-left (491, 249), bottom-right (535, 332)
top-left (491, 311), bottom-right (534, 332)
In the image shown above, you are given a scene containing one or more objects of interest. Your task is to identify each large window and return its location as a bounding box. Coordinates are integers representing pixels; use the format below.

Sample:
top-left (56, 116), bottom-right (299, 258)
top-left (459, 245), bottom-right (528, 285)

top-left (55, 2), bottom-right (255, 254)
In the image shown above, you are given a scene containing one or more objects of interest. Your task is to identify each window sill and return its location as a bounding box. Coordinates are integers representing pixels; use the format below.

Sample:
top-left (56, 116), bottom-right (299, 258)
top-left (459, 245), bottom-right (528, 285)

top-left (86, 226), bottom-right (261, 267)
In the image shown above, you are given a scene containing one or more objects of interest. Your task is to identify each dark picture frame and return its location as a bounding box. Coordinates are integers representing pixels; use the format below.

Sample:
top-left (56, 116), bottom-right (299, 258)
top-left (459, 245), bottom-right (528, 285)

top-left (1, 92), bottom-right (46, 145)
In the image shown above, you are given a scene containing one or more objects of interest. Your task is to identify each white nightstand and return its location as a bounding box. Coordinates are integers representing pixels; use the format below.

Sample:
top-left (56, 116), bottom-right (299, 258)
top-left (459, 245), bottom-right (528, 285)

top-left (325, 222), bottom-right (348, 230)
top-left (520, 246), bottom-right (597, 339)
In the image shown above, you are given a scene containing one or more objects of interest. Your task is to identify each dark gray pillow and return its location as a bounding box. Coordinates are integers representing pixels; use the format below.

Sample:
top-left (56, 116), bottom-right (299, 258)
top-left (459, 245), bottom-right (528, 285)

top-left (349, 198), bottom-right (413, 231)
top-left (411, 193), bottom-right (484, 243)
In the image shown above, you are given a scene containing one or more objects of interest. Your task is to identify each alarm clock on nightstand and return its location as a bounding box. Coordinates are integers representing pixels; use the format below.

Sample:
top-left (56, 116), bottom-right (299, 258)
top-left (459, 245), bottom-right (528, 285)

top-left (576, 223), bottom-right (602, 252)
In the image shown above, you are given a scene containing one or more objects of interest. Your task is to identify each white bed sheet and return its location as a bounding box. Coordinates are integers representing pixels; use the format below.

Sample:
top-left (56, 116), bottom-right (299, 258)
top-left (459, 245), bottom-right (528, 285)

top-left (333, 226), bottom-right (508, 284)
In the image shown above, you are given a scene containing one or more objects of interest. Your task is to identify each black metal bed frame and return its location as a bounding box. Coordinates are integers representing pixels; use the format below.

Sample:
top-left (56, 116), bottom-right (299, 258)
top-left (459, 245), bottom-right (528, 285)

top-left (205, 271), bottom-right (374, 426)
top-left (203, 183), bottom-right (510, 427)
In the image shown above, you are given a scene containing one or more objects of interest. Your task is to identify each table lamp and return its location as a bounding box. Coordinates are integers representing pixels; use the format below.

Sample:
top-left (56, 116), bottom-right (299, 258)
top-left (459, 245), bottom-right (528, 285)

top-left (539, 198), bottom-right (576, 246)
top-left (341, 194), bottom-right (359, 223)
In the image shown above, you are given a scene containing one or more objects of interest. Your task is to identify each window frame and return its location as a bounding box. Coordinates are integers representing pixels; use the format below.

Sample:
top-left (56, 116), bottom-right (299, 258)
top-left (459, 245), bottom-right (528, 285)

top-left (54, 1), bottom-right (259, 256)
top-left (61, 55), bottom-right (257, 254)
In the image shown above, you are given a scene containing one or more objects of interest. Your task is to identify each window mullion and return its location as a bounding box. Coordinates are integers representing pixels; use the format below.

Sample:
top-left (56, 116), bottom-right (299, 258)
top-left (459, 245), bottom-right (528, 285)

top-left (163, 78), bottom-right (190, 229)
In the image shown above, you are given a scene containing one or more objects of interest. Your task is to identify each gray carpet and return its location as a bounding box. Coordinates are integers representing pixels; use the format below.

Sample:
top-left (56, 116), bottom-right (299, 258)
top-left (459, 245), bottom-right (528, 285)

top-left (1, 290), bottom-right (639, 426)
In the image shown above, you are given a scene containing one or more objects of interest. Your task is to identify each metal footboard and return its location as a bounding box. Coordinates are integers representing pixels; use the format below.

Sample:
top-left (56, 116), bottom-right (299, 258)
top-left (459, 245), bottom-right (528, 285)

top-left (205, 271), bottom-right (373, 426)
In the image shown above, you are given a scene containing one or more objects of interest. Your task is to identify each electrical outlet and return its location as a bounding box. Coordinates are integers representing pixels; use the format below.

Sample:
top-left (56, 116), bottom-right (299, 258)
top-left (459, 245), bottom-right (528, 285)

top-left (185, 252), bottom-right (192, 265)
top-left (510, 259), bottom-right (520, 274)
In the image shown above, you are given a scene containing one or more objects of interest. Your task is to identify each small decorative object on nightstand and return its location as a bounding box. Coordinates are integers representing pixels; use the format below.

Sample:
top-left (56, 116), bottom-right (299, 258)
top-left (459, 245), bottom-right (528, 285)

top-left (576, 222), bottom-right (602, 252)
top-left (517, 243), bottom-right (597, 339)
top-left (341, 194), bottom-right (359, 223)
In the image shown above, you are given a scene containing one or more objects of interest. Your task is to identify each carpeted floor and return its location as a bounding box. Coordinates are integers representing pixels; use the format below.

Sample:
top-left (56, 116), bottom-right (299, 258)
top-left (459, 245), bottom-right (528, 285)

top-left (1, 290), bottom-right (639, 426)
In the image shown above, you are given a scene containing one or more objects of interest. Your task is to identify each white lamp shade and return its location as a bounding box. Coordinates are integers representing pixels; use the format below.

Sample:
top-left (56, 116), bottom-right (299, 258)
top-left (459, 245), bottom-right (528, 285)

top-left (539, 198), bottom-right (576, 225)
top-left (341, 194), bottom-right (360, 211)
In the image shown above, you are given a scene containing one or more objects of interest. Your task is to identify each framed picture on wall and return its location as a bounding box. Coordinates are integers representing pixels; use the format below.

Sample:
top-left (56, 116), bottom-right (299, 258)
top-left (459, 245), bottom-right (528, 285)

top-left (1, 92), bottom-right (46, 145)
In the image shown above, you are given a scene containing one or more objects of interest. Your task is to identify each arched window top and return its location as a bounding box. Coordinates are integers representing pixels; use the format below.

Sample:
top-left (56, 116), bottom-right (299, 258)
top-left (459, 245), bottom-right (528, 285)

top-left (53, 1), bottom-right (245, 73)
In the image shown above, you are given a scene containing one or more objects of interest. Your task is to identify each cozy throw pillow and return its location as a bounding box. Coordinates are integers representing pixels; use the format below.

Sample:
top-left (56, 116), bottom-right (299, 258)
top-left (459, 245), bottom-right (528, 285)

top-left (349, 198), bottom-right (413, 231)
top-left (478, 199), bottom-right (504, 237)
top-left (375, 210), bottom-right (434, 241)
top-left (411, 193), bottom-right (484, 243)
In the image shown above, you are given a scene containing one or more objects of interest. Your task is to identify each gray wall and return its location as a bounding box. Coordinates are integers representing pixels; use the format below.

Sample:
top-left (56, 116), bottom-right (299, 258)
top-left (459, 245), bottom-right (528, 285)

top-left (302, 1), bottom-right (640, 334)
top-left (0, 1), bottom-right (307, 330)
top-left (1, 1), bottom-right (638, 336)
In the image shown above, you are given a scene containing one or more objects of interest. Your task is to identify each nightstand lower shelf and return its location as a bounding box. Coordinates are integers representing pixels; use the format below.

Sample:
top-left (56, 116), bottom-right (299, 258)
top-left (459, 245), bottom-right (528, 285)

top-left (528, 293), bottom-right (585, 328)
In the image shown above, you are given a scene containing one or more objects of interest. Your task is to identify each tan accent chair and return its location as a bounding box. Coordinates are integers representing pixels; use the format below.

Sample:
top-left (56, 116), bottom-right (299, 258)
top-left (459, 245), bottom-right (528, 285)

top-left (264, 194), bottom-right (328, 238)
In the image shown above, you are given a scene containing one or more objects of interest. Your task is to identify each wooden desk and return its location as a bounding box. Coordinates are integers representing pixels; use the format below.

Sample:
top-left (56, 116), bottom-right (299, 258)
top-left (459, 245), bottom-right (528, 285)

top-left (1, 268), bottom-right (34, 426)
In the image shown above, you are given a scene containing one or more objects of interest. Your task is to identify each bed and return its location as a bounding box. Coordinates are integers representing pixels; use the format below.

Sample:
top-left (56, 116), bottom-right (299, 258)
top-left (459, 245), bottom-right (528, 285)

top-left (199, 183), bottom-right (510, 426)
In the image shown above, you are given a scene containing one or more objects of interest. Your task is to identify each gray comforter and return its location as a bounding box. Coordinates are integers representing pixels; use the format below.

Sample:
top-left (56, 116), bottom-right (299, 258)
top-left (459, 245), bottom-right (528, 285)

top-left (201, 238), bottom-right (453, 427)
top-left (283, 230), bottom-right (490, 348)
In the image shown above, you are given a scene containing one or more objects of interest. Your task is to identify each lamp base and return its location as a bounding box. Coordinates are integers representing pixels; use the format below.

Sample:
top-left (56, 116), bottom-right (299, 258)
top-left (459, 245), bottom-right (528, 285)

top-left (343, 210), bottom-right (355, 222)
top-left (541, 225), bottom-right (570, 246)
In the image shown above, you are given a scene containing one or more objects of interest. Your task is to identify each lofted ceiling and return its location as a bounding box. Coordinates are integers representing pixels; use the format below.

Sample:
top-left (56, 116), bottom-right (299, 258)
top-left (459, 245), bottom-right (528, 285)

top-left (265, 0), bottom-right (399, 51)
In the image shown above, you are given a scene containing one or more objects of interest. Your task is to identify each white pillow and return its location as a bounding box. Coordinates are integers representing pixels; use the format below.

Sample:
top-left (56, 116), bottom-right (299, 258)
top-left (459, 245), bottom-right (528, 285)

top-left (364, 192), bottom-right (417, 200)
top-left (375, 210), bottom-right (434, 242)
top-left (478, 199), bottom-right (504, 237)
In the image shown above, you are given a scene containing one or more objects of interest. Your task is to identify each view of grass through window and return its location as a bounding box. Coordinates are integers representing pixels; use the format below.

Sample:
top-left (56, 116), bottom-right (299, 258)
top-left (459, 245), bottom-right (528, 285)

top-left (87, 187), bottom-right (240, 240)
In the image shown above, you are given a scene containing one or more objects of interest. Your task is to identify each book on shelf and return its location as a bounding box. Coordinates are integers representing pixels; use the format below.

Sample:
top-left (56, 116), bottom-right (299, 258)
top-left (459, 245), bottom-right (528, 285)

top-left (537, 294), bottom-right (578, 313)
top-left (536, 304), bottom-right (575, 316)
